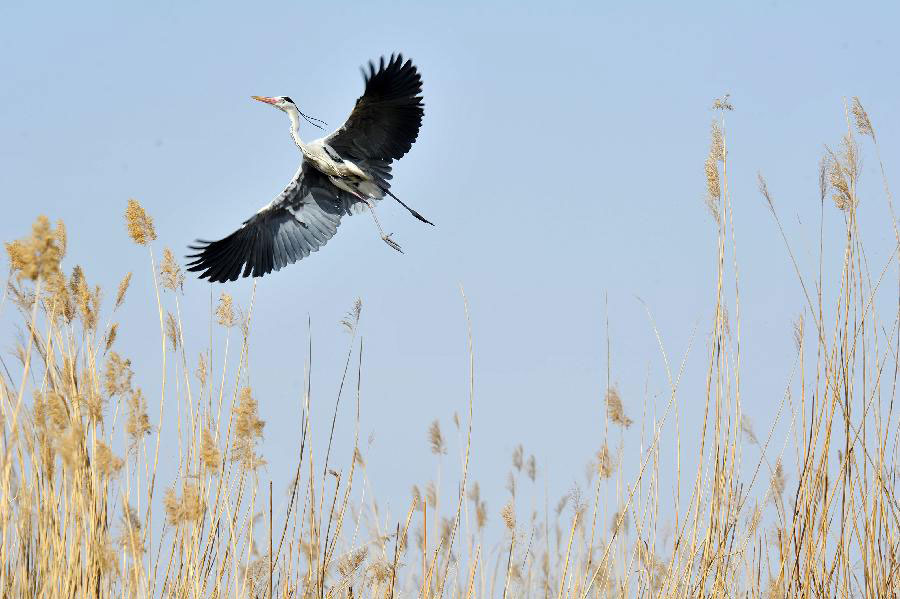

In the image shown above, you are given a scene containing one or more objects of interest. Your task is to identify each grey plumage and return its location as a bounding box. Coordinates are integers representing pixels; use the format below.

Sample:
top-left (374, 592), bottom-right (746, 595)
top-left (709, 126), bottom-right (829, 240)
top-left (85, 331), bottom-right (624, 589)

top-left (187, 54), bottom-right (426, 283)
top-left (326, 55), bottom-right (424, 161)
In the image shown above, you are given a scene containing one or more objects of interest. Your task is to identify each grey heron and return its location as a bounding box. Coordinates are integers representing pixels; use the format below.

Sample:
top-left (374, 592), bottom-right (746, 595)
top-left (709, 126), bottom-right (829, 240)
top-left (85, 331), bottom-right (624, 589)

top-left (187, 53), bottom-right (431, 282)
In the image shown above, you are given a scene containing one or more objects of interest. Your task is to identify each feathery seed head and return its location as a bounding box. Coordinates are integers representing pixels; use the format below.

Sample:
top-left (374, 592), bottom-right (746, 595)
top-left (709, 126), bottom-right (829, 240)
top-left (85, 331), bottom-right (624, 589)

top-left (160, 247), bottom-right (184, 292)
top-left (163, 482), bottom-right (205, 525)
top-left (195, 353), bottom-right (208, 388)
top-left (826, 150), bottom-right (853, 211)
top-left (59, 421), bottom-right (85, 473)
top-left (126, 388), bottom-right (152, 448)
top-left (440, 517), bottom-right (453, 547)
top-left (510, 563), bottom-right (522, 582)
top-left (104, 352), bottom-right (134, 398)
top-left (740, 415), bottom-right (759, 445)
top-left (39, 390), bottom-right (71, 432)
top-left (757, 172), bottom-right (775, 213)
top-left (705, 156), bottom-right (721, 219)
top-left (8, 284), bottom-right (36, 313)
top-left (606, 386), bottom-right (632, 428)
top-left (165, 312), bottom-right (179, 352)
top-left (338, 547), bottom-right (368, 577)
top-left (571, 485), bottom-right (586, 518)
top-left (770, 459), bottom-right (785, 500)
top-left (5, 216), bottom-right (64, 282)
top-left (793, 312), bottom-right (804, 351)
top-left (340, 297), bottom-right (363, 333)
top-left (476, 500), bottom-right (488, 530)
top-left (68, 265), bottom-right (83, 305)
top-left (747, 504), bottom-right (762, 538)
top-left (719, 303), bottom-right (731, 338)
top-left (216, 293), bottom-right (235, 327)
top-left (5, 240), bottom-right (28, 272)
top-left (31, 391), bottom-right (50, 432)
top-left (467, 481), bottom-right (480, 504)
top-left (826, 134), bottom-right (860, 211)
top-left (850, 97), bottom-right (874, 140)
top-left (506, 471), bottom-right (516, 497)
top-left (95, 441), bottom-right (124, 479)
top-left (425, 480), bottom-right (438, 509)
top-left (704, 122), bottom-right (724, 225)
top-left (512, 444), bottom-right (524, 471)
top-left (55, 220), bottom-right (67, 258)
top-left (69, 266), bottom-right (100, 330)
top-left (610, 509), bottom-right (629, 535)
top-left (104, 323), bottom-right (118, 352)
top-left (82, 385), bottom-right (104, 424)
top-left (115, 272), bottom-right (132, 308)
top-left (818, 156), bottom-right (828, 202)
top-left (366, 557), bottom-right (393, 585)
top-left (841, 133), bottom-right (860, 181)
top-left (47, 270), bottom-right (74, 322)
top-left (125, 199), bottom-right (156, 245)
top-left (501, 500), bottom-right (516, 532)
top-left (411, 485), bottom-right (422, 511)
top-left (596, 443), bottom-right (615, 479)
top-left (99, 540), bottom-right (121, 577)
top-left (710, 121), bottom-right (725, 162)
top-left (200, 428), bottom-right (221, 474)
top-left (231, 387), bottom-right (266, 471)
top-left (428, 420), bottom-right (446, 455)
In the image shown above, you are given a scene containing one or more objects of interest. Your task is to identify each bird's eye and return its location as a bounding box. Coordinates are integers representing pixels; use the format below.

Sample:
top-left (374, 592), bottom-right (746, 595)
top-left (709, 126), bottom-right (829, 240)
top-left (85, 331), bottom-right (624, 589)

top-left (281, 96), bottom-right (294, 104)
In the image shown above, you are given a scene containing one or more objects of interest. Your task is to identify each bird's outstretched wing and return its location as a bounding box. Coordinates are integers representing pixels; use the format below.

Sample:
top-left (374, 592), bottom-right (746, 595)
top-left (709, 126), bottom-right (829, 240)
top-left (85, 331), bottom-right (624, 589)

top-left (186, 165), bottom-right (349, 282)
top-left (325, 53), bottom-right (424, 161)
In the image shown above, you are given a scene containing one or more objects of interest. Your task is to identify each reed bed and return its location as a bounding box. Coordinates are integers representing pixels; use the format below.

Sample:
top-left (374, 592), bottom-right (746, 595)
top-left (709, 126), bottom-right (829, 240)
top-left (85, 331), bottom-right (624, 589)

top-left (0, 99), bottom-right (898, 598)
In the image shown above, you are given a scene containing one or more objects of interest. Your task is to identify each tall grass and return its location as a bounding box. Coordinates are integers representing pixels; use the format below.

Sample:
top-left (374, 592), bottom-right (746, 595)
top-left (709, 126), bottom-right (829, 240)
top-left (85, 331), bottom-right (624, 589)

top-left (1, 99), bottom-right (898, 598)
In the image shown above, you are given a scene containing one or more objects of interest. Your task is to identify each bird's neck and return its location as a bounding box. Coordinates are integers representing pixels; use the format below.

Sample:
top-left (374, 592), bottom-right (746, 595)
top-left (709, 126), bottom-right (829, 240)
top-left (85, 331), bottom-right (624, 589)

top-left (286, 108), bottom-right (307, 152)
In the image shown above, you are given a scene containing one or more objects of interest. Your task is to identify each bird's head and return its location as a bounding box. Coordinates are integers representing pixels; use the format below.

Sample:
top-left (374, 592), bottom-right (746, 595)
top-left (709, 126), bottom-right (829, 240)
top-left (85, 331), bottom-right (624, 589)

top-left (251, 96), bottom-right (328, 130)
top-left (251, 95), bottom-right (296, 112)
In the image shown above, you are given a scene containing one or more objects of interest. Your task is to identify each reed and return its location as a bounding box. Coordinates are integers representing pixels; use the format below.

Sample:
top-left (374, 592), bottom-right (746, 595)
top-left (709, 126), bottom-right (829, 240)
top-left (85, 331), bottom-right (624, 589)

top-left (0, 99), bottom-right (897, 598)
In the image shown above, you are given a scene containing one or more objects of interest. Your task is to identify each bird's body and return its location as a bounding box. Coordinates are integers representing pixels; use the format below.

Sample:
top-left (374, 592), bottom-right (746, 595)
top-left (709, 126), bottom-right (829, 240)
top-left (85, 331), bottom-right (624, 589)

top-left (187, 54), bottom-right (430, 283)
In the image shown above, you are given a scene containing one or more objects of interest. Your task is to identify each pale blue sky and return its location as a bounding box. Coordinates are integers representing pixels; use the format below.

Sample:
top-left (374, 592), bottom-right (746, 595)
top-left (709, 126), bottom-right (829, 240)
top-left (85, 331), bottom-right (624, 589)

top-left (2, 0), bottom-right (899, 555)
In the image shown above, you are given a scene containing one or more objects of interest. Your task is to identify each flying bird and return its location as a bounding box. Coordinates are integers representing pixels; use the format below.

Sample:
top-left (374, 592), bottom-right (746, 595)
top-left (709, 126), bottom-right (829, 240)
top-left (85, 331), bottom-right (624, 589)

top-left (187, 54), bottom-right (431, 282)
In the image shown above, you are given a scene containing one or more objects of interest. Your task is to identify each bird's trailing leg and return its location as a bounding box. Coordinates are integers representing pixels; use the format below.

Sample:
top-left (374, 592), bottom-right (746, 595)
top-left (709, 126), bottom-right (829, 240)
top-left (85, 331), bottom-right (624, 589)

top-left (382, 189), bottom-right (435, 226)
top-left (362, 198), bottom-right (403, 253)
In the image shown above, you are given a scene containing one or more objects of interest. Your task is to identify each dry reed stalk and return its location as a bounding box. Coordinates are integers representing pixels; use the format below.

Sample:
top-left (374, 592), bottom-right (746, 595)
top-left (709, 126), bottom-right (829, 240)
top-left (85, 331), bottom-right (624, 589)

top-left (3, 100), bottom-right (899, 599)
top-left (423, 498), bottom-right (427, 599)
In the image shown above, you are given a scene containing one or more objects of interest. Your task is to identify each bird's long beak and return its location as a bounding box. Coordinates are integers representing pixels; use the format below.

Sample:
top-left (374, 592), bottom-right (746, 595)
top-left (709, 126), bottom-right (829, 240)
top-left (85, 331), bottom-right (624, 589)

top-left (251, 96), bottom-right (278, 105)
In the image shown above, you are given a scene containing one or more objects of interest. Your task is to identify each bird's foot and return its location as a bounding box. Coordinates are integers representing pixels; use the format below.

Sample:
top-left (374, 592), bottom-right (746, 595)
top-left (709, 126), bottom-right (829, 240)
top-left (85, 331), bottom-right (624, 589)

top-left (382, 234), bottom-right (403, 253)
